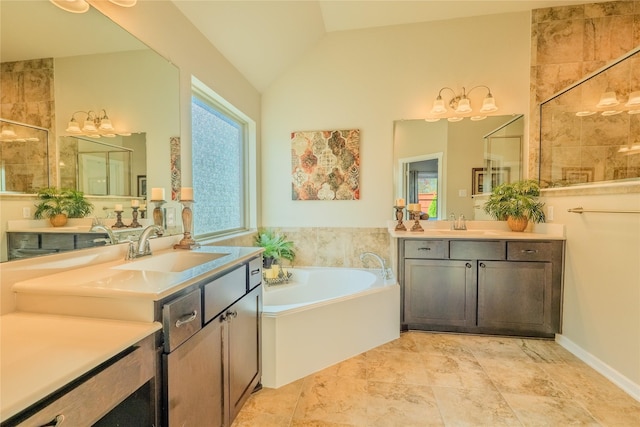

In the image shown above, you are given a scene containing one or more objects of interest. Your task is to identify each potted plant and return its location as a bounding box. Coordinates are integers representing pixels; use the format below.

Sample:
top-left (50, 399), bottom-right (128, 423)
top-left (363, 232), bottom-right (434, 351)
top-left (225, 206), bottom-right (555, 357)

top-left (254, 228), bottom-right (296, 268)
top-left (483, 179), bottom-right (545, 232)
top-left (34, 187), bottom-right (94, 227)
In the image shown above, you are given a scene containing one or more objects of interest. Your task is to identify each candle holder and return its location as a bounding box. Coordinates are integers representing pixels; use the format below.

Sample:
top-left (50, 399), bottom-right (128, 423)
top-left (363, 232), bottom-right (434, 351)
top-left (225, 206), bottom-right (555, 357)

top-left (139, 206), bottom-right (146, 219)
top-left (410, 210), bottom-right (424, 232)
top-left (174, 200), bottom-right (200, 250)
top-left (129, 207), bottom-right (142, 228)
top-left (112, 210), bottom-right (127, 228)
top-left (151, 200), bottom-right (166, 228)
top-left (394, 206), bottom-right (407, 231)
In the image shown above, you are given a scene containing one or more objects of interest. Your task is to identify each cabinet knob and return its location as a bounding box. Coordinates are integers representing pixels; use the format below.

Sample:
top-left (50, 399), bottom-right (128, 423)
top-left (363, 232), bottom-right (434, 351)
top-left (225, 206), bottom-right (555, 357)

top-left (465, 262), bottom-right (472, 268)
top-left (479, 262), bottom-right (486, 268)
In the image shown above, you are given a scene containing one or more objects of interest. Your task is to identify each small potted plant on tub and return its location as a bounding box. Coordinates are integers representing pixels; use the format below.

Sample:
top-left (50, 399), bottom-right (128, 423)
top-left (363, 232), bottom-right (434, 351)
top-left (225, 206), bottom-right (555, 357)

top-left (483, 179), bottom-right (545, 232)
top-left (254, 228), bottom-right (296, 268)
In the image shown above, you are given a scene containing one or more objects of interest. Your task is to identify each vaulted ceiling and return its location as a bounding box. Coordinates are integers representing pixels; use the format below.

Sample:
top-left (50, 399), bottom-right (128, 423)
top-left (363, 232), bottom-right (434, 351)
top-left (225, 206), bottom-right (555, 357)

top-left (170, 1), bottom-right (608, 92)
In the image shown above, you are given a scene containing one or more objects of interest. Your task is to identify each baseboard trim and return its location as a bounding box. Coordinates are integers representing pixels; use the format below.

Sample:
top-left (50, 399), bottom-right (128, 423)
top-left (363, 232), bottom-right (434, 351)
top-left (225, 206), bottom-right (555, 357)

top-left (556, 334), bottom-right (640, 402)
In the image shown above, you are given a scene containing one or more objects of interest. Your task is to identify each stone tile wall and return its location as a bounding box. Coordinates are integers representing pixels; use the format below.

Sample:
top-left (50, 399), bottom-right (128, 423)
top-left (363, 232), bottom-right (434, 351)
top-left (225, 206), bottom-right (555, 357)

top-left (529, 1), bottom-right (640, 180)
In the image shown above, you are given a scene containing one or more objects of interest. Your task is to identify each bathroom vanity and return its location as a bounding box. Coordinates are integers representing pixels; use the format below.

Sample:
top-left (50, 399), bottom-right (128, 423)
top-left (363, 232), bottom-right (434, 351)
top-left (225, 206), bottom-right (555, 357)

top-left (4, 242), bottom-right (263, 427)
top-left (392, 223), bottom-right (565, 338)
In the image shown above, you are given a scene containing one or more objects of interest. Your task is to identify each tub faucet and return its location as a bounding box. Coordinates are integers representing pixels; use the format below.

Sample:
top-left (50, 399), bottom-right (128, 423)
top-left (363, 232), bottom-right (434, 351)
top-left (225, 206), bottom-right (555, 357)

top-left (128, 225), bottom-right (163, 260)
top-left (360, 252), bottom-right (393, 281)
top-left (90, 224), bottom-right (117, 245)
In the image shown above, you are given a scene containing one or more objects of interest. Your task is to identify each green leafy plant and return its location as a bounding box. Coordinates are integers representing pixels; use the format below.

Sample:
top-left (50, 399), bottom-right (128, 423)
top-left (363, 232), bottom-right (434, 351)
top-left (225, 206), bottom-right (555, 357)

top-left (254, 229), bottom-right (296, 267)
top-left (34, 187), bottom-right (94, 221)
top-left (483, 180), bottom-right (545, 227)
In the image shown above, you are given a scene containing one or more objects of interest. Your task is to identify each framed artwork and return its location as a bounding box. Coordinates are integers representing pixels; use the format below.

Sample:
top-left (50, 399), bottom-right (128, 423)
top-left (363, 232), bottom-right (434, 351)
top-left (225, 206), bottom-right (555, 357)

top-left (562, 167), bottom-right (594, 184)
top-left (137, 175), bottom-right (147, 197)
top-left (291, 129), bottom-right (360, 200)
top-left (472, 167), bottom-right (511, 195)
top-left (613, 167), bottom-right (640, 179)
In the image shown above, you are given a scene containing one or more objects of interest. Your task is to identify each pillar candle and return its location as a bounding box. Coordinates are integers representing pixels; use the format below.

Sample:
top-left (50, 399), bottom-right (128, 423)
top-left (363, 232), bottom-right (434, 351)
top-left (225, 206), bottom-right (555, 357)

top-left (395, 198), bottom-right (405, 207)
top-left (151, 187), bottom-right (165, 200)
top-left (115, 204), bottom-right (123, 211)
top-left (139, 204), bottom-right (146, 211)
top-left (131, 199), bottom-right (139, 208)
top-left (181, 187), bottom-right (194, 200)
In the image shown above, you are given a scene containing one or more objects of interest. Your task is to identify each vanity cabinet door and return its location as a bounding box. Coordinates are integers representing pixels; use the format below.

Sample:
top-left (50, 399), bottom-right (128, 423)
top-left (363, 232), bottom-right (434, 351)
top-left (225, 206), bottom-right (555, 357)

top-left (228, 285), bottom-right (262, 423)
top-left (404, 259), bottom-right (475, 328)
top-left (477, 260), bottom-right (554, 335)
top-left (164, 319), bottom-right (224, 427)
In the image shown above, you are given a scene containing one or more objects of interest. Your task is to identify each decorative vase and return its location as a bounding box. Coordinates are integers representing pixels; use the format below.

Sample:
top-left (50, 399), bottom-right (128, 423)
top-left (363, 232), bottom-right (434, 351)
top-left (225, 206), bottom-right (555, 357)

top-left (507, 216), bottom-right (528, 232)
top-left (50, 213), bottom-right (68, 227)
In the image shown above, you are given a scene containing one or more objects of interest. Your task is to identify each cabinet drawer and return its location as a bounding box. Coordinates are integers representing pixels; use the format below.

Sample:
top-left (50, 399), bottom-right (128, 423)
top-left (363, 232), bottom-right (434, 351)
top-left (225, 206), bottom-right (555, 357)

top-left (450, 240), bottom-right (505, 260)
top-left (507, 241), bottom-right (554, 262)
top-left (404, 240), bottom-right (447, 259)
top-left (204, 265), bottom-right (247, 323)
top-left (14, 335), bottom-right (155, 427)
top-left (248, 257), bottom-right (262, 290)
top-left (163, 289), bottom-right (202, 352)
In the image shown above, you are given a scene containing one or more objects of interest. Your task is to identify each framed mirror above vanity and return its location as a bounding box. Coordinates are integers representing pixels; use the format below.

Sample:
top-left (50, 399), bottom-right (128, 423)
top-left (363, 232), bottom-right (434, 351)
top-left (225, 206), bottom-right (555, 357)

top-left (393, 114), bottom-right (524, 220)
top-left (0, 1), bottom-right (180, 261)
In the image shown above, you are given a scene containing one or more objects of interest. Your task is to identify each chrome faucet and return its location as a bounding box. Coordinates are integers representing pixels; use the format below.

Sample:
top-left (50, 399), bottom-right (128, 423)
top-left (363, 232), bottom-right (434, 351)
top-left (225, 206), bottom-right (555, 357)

top-left (127, 225), bottom-right (163, 260)
top-left (360, 252), bottom-right (393, 281)
top-left (90, 224), bottom-right (117, 245)
top-left (450, 213), bottom-right (467, 230)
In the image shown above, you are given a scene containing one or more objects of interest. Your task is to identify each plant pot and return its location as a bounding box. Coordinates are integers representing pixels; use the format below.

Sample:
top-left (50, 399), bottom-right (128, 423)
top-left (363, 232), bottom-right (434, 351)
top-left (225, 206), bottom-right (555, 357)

top-left (49, 213), bottom-right (68, 227)
top-left (507, 216), bottom-right (528, 232)
top-left (263, 256), bottom-right (276, 269)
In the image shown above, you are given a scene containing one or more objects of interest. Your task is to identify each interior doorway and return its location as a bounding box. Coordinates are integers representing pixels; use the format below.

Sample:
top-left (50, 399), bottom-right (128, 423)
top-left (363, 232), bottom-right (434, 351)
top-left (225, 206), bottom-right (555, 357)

top-left (398, 153), bottom-right (443, 220)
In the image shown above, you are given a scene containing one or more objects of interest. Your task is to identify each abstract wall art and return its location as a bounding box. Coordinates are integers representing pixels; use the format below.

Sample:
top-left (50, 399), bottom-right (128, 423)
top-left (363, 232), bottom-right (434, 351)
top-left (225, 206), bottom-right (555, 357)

top-left (291, 129), bottom-right (360, 200)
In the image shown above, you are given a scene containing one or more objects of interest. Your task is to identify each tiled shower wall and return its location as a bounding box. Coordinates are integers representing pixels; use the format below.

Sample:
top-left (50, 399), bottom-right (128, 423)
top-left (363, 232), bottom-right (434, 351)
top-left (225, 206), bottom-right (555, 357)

top-left (0, 58), bottom-right (57, 186)
top-left (529, 1), bottom-right (640, 178)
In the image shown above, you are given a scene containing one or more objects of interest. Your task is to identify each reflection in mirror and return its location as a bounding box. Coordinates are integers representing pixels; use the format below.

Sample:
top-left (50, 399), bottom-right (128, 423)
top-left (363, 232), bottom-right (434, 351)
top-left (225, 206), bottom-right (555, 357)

top-left (59, 134), bottom-right (146, 196)
top-left (0, 119), bottom-right (49, 193)
top-left (394, 115), bottom-right (523, 220)
top-left (540, 48), bottom-right (640, 188)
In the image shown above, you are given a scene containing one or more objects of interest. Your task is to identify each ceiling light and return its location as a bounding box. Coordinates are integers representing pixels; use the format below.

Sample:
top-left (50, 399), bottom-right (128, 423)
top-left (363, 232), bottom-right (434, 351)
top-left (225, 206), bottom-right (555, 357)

top-left (50, 0), bottom-right (90, 13)
top-left (429, 85), bottom-right (498, 122)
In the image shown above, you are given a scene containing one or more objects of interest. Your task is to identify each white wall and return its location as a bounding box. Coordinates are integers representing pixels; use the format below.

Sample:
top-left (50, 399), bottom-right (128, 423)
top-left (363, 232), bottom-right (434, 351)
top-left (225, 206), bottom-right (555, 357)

top-left (262, 12), bottom-right (531, 227)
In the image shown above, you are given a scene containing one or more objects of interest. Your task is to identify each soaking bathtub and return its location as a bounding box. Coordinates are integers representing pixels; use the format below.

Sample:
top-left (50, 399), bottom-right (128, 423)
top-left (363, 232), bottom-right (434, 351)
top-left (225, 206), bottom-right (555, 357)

top-left (261, 267), bottom-right (400, 388)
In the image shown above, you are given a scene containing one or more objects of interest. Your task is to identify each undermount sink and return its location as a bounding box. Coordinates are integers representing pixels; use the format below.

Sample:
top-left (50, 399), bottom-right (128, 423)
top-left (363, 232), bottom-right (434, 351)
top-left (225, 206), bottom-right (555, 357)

top-left (113, 251), bottom-right (229, 273)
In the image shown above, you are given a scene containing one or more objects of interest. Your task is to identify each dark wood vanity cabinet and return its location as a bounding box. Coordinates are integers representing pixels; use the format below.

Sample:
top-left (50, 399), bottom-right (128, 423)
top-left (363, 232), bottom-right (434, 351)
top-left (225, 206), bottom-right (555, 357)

top-left (162, 256), bottom-right (262, 427)
top-left (399, 238), bottom-right (564, 338)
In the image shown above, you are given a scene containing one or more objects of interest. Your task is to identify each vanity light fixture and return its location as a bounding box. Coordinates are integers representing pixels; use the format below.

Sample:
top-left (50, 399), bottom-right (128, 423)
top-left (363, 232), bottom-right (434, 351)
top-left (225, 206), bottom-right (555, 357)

top-left (596, 88), bottom-right (619, 108)
top-left (50, 0), bottom-right (137, 14)
top-left (65, 110), bottom-right (126, 137)
top-left (427, 85), bottom-right (498, 122)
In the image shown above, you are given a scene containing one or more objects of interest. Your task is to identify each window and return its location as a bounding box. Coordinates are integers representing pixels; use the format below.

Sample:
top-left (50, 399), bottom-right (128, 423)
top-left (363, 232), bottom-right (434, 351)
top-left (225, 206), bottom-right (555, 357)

top-left (191, 80), bottom-right (253, 239)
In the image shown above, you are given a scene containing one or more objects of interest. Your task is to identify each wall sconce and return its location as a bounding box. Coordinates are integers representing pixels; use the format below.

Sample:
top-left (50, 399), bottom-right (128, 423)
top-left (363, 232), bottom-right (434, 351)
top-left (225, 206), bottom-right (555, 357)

top-left (50, 0), bottom-right (136, 13)
top-left (427, 85), bottom-right (498, 122)
top-left (65, 110), bottom-right (128, 137)
top-left (576, 89), bottom-right (640, 117)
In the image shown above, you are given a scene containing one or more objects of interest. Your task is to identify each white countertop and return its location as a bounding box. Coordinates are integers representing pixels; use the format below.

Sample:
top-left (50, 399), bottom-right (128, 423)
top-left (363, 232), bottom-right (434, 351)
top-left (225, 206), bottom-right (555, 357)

top-left (12, 245), bottom-right (263, 322)
top-left (387, 220), bottom-right (566, 240)
top-left (0, 312), bottom-right (161, 423)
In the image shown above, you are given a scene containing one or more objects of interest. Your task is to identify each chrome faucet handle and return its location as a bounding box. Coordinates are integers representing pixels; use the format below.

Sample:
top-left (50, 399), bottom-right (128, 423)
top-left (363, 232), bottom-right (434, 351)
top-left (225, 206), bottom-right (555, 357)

top-left (125, 241), bottom-right (136, 260)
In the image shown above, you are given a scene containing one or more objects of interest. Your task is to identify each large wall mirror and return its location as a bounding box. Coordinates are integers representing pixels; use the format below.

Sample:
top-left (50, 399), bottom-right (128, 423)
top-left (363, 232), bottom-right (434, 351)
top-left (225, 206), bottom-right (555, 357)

top-left (394, 114), bottom-right (524, 220)
top-left (540, 48), bottom-right (640, 188)
top-left (0, 1), bottom-right (179, 197)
